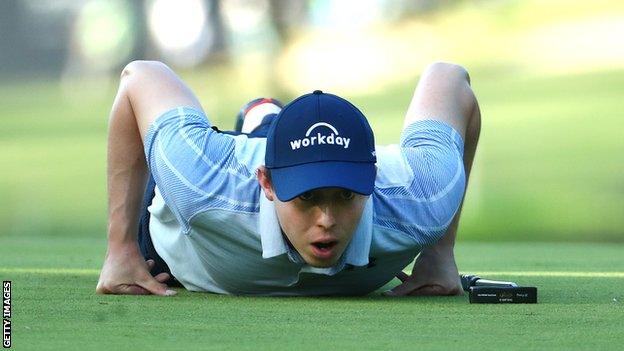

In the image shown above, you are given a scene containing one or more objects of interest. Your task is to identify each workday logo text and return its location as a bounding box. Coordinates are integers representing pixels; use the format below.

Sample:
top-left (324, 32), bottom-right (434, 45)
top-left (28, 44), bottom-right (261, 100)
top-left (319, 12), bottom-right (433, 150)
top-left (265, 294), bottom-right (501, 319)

top-left (289, 122), bottom-right (351, 150)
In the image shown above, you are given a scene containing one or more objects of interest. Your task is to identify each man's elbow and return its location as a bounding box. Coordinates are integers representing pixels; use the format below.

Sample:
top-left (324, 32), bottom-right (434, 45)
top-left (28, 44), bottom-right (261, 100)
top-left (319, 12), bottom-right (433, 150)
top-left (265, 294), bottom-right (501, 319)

top-left (424, 61), bottom-right (471, 85)
top-left (118, 60), bottom-right (175, 102)
top-left (120, 60), bottom-right (170, 82)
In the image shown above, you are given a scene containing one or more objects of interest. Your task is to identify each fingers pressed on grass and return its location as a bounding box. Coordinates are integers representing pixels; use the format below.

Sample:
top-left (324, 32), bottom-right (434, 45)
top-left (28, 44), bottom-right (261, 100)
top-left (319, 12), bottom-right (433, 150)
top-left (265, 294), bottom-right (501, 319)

top-left (95, 285), bottom-right (109, 295)
top-left (154, 272), bottom-right (171, 283)
top-left (382, 281), bottom-right (418, 297)
top-left (140, 278), bottom-right (177, 296)
top-left (407, 285), bottom-right (463, 296)
top-left (408, 286), bottom-right (442, 296)
top-left (118, 284), bottom-right (151, 295)
top-left (393, 281), bottom-right (419, 295)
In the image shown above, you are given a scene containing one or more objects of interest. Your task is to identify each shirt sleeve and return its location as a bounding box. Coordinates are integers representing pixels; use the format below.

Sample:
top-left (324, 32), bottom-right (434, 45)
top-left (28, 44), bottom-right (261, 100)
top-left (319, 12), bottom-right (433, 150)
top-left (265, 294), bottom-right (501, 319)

top-left (143, 107), bottom-right (259, 233)
top-left (373, 119), bottom-right (466, 246)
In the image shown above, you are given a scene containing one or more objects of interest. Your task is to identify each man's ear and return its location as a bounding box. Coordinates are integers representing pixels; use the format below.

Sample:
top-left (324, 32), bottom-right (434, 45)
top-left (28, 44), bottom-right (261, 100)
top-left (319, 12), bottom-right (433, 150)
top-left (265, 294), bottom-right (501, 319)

top-left (256, 166), bottom-right (276, 201)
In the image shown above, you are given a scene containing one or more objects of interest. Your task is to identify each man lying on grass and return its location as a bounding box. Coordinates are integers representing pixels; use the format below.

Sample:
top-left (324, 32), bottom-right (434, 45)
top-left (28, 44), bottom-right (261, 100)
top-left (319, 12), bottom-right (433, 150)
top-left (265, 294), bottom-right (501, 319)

top-left (96, 61), bottom-right (481, 296)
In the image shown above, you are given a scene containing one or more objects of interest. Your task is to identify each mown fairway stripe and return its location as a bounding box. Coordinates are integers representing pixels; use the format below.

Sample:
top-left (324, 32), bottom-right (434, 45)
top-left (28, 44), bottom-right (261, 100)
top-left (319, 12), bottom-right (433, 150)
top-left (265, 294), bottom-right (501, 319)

top-left (0, 267), bottom-right (623, 278)
top-left (0, 267), bottom-right (100, 275)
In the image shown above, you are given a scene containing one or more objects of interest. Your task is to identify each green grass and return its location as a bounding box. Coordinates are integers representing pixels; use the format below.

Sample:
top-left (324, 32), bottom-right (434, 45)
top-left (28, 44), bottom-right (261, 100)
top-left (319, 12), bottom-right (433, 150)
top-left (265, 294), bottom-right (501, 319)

top-left (2, 239), bottom-right (623, 350)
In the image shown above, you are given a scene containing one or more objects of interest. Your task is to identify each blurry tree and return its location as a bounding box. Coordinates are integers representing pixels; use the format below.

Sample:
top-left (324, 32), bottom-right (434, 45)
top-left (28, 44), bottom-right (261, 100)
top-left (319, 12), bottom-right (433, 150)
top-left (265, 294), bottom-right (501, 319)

top-left (205, 0), bottom-right (229, 61)
top-left (127, 0), bottom-right (153, 62)
top-left (0, 0), bottom-right (72, 80)
top-left (268, 0), bottom-right (309, 43)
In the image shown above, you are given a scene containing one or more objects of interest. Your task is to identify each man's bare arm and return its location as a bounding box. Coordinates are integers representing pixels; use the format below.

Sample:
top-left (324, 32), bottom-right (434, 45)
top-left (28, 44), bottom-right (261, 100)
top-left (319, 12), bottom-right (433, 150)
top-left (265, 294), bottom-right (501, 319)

top-left (96, 61), bottom-right (203, 295)
top-left (403, 61), bottom-right (475, 139)
top-left (387, 62), bottom-right (481, 296)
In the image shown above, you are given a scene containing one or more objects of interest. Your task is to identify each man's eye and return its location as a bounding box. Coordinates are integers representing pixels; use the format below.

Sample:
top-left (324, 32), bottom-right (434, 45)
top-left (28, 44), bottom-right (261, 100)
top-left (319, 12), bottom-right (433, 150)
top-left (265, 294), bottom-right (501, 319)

top-left (299, 192), bottom-right (314, 201)
top-left (340, 190), bottom-right (354, 200)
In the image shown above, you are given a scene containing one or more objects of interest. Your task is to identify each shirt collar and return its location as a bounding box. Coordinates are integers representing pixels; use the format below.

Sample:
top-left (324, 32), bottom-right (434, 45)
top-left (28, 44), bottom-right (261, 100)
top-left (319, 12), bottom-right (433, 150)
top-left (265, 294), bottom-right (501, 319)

top-left (258, 190), bottom-right (373, 274)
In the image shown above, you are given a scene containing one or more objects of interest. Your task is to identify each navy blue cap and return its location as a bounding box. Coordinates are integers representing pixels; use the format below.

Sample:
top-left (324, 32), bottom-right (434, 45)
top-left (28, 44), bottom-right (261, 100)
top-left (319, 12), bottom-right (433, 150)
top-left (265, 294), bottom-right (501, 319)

top-left (265, 91), bottom-right (376, 201)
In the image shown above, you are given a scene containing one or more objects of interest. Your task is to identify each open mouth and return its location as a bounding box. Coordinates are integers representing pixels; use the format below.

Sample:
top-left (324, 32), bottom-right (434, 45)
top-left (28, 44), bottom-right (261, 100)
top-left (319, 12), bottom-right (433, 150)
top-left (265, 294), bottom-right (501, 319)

top-left (311, 240), bottom-right (338, 259)
top-left (312, 241), bottom-right (337, 250)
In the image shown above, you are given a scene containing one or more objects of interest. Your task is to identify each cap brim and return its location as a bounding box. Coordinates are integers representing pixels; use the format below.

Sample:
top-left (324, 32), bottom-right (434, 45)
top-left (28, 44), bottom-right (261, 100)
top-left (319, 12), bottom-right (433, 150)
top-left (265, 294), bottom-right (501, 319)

top-left (270, 161), bottom-right (376, 201)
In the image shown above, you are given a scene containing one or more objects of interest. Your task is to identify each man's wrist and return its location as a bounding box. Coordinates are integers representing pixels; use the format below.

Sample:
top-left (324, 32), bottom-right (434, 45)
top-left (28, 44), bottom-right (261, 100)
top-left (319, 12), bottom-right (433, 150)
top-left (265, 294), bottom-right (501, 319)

top-left (414, 245), bottom-right (456, 272)
top-left (420, 242), bottom-right (455, 257)
top-left (106, 224), bottom-right (139, 252)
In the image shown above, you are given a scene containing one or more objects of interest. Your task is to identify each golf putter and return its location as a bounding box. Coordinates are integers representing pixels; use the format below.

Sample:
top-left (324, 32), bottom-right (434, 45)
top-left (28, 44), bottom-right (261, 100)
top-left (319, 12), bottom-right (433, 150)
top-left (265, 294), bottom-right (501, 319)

top-left (460, 274), bottom-right (537, 304)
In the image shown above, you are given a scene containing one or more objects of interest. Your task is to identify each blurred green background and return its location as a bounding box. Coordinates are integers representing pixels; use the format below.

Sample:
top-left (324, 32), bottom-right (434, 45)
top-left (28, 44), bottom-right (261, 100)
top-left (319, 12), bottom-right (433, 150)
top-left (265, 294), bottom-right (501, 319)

top-left (0, 0), bottom-right (622, 243)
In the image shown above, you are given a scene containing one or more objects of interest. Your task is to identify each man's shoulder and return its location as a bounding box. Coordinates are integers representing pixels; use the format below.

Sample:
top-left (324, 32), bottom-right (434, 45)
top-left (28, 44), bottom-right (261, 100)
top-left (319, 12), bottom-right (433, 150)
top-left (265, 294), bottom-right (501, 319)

top-left (229, 133), bottom-right (267, 172)
top-left (371, 138), bottom-right (465, 246)
top-left (146, 112), bottom-right (266, 230)
top-left (374, 144), bottom-right (414, 189)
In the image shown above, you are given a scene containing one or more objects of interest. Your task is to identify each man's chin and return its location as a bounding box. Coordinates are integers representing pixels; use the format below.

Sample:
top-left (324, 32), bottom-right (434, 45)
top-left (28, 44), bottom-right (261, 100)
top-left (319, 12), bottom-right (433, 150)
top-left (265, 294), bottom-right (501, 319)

top-left (304, 256), bottom-right (338, 268)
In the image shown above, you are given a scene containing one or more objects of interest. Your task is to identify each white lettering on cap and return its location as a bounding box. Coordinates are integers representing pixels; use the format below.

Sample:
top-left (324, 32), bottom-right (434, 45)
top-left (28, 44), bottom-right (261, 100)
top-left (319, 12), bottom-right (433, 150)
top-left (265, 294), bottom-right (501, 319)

top-left (289, 122), bottom-right (351, 150)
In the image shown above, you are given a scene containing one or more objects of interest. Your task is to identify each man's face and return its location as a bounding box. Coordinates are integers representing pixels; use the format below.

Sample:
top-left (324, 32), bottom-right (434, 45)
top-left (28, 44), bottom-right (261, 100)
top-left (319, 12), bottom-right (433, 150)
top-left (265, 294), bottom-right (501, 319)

top-left (258, 167), bottom-right (368, 267)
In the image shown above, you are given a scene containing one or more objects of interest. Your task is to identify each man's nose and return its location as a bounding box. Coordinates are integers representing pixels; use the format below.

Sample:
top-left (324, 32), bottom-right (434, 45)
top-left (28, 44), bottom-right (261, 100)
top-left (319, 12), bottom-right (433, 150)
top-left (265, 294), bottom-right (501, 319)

top-left (316, 205), bottom-right (337, 229)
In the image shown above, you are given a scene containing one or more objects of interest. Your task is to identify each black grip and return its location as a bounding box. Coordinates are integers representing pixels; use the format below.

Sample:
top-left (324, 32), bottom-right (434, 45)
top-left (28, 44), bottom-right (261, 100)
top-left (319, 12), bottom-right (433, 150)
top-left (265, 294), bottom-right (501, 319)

top-left (460, 274), bottom-right (481, 291)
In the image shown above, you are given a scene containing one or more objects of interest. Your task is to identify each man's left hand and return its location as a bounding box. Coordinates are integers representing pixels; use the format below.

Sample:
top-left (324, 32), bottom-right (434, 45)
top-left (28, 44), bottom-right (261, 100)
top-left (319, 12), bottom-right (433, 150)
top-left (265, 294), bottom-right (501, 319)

top-left (384, 248), bottom-right (463, 296)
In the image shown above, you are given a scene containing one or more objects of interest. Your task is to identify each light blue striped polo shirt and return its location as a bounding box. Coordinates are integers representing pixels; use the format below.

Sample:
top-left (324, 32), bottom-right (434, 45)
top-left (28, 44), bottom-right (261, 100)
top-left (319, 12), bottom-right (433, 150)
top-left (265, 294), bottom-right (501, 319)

top-left (144, 106), bottom-right (465, 296)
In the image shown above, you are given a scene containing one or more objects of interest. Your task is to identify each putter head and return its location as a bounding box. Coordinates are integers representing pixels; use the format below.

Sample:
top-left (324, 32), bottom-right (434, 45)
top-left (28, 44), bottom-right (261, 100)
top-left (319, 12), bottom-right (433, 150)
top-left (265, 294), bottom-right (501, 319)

top-left (469, 286), bottom-right (538, 304)
top-left (460, 273), bottom-right (537, 304)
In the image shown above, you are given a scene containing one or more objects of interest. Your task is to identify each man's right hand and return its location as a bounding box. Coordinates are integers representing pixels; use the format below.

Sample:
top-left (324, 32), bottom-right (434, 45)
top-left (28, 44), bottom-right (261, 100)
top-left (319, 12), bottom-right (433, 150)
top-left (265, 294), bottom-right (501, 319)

top-left (101, 60), bottom-right (199, 297)
top-left (96, 241), bottom-right (177, 296)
